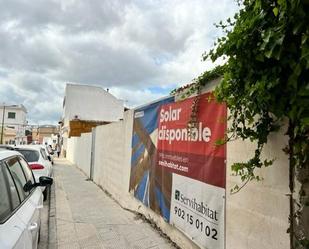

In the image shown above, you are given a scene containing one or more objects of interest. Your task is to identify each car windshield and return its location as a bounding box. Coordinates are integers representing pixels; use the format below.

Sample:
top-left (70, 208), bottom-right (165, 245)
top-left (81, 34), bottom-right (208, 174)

top-left (16, 149), bottom-right (40, 162)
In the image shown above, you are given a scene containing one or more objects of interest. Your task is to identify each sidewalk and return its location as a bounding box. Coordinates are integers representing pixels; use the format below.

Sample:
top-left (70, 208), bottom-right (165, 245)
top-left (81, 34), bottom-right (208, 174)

top-left (52, 158), bottom-right (177, 249)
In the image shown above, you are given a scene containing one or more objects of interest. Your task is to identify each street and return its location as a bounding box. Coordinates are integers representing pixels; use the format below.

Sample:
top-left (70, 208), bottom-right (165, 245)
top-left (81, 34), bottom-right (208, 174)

top-left (42, 158), bottom-right (177, 249)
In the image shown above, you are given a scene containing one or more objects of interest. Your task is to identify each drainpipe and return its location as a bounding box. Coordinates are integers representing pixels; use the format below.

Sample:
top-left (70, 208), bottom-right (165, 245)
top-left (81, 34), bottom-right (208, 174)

top-left (1, 104), bottom-right (5, 144)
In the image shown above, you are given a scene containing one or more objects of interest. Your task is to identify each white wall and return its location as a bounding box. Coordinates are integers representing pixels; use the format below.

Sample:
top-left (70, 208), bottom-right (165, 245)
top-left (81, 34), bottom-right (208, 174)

top-left (0, 105), bottom-right (27, 144)
top-left (63, 84), bottom-right (124, 128)
top-left (0, 105), bottom-right (27, 128)
top-left (66, 108), bottom-right (291, 249)
top-left (226, 126), bottom-right (290, 249)
top-left (66, 136), bottom-right (77, 164)
top-left (66, 132), bottom-right (92, 177)
top-left (93, 120), bottom-right (125, 200)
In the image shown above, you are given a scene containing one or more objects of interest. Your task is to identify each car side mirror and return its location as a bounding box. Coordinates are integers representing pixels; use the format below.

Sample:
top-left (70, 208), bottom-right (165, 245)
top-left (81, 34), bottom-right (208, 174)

top-left (39, 176), bottom-right (53, 186)
top-left (23, 180), bottom-right (34, 192)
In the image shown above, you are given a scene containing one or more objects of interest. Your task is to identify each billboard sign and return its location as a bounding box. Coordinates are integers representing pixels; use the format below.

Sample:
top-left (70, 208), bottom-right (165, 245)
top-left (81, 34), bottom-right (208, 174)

top-left (129, 92), bottom-right (226, 249)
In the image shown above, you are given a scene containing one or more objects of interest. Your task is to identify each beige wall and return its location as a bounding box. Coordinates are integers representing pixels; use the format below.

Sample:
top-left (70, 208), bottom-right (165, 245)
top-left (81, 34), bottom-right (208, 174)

top-left (66, 136), bottom-right (77, 163)
top-left (226, 126), bottom-right (289, 249)
top-left (66, 108), bottom-right (291, 249)
top-left (32, 126), bottom-right (58, 144)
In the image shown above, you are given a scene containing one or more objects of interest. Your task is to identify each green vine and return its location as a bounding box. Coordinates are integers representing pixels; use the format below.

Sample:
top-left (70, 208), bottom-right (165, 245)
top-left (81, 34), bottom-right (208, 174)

top-left (170, 65), bottom-right (226, 98)
top-left (173, 0), bottom-right (309, 248)
top-left (171, 65), bottom-right (227, 137)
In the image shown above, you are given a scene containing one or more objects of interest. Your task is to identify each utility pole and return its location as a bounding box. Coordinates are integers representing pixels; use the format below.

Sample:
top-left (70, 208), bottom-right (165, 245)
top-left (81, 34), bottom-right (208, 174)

top-left (1, 104), bottom-right (5, 144)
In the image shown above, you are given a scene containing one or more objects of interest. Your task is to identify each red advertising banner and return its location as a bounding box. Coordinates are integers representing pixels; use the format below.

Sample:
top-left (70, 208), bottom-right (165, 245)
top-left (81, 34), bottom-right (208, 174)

top-left (156, 92), bottom-right (226, 188)
top-left (130, 92), bottom-right (227, 249)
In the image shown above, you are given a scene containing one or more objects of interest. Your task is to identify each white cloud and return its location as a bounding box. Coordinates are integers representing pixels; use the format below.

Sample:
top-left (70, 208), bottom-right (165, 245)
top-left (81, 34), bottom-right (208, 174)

top-left (109, 87), bottom-right (168, 108)
top-left (0, 0), bottom-right (239, 124)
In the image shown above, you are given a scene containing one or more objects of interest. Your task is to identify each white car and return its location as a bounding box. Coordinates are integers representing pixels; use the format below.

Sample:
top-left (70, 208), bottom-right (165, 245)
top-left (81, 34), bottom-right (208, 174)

top-left (44, 145), bottom-right (55, 165)
top-left (0, 150), bottom-right (53, 249)
top-left (14, 145), bottom-right (53, 200)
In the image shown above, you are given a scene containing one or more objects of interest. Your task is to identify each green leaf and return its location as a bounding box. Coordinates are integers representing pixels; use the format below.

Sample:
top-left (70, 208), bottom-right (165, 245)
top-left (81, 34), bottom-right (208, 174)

top-left (301, 34), bottom-right (308, 45)
top-left (273, 7), bottom-right (279, 17)
top-left (255, 54), bottom-right (264, 62)
top-left (301, 117), bottom-right (309, 126)
top-left (293, 22), bottom-right (303, 35)
top-left (215, 138), bottom-right (226, 146)
top-left (278, 0), bottom-right (287, 8)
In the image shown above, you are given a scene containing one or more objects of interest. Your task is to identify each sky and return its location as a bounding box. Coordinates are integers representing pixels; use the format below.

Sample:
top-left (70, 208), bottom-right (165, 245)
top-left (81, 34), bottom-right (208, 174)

top-left (0, 0), bottom-right (239, 125)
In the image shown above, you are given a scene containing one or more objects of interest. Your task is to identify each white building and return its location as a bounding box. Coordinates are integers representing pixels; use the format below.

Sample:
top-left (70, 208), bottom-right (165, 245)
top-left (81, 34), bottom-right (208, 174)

top-left (60, 83), bottom-right (124, 152)
top-left (0, 104), bottom-right (28, 145)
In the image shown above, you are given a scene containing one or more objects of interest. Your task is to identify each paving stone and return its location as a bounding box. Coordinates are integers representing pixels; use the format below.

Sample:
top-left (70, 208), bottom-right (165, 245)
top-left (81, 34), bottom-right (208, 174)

top-left (58, 242), bottom-right (80, 249)
top-left (52, 159), bottom-right (176, 249)
top-left (79, 235), bottom-right (105, 249)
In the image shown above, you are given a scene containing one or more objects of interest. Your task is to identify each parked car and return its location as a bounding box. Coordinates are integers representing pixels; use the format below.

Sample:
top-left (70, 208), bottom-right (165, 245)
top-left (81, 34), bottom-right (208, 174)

top-left (0, 145), bottom-right (15, 151)
top-left (14, 145), bottom-right (53, 200)
top-left (0, 150), bottom-right (53, 249)
top-left (44, 145), bottom-right (55, 165)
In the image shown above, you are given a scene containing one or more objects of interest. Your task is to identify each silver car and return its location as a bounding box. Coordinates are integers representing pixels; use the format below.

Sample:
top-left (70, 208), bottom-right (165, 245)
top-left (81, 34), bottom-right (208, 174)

top-left (0, 150), bottom-right (53, 249)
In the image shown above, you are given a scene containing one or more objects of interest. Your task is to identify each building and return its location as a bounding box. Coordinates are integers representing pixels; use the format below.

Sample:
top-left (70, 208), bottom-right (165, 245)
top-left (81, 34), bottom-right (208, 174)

top-left (0, 104), bottom-right (28, 145)
top-left (0, 127), bottom-right (16, 145)
top-left (32, 125), bottom-right (59, 145)
top-left (60, 83), bottom-right (124, 152)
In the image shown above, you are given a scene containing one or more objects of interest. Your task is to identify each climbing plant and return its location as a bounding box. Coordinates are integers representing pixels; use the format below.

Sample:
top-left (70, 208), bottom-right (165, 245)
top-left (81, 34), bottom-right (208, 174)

top-left (173, 0), bottom-right (309, 248)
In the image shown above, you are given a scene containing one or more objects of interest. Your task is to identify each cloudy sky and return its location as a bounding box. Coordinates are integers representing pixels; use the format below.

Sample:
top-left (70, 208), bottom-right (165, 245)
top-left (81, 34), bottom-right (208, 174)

top-left (0, 0), bottom-right (238, 124)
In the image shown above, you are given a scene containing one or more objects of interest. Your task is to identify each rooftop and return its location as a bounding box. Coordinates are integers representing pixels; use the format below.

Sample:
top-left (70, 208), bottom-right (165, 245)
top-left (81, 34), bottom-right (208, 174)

top-left (0, 104), bottom-right (27, 113)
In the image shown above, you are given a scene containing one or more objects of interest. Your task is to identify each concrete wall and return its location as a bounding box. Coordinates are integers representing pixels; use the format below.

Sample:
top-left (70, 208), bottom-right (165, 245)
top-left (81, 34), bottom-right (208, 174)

top-left (226, 127), bottom-right (290, 249)
top-left (66, 132), bottom-right (92, 177)
top-left (93, 120), bottom-right (126, 200)
top-left (66, 107), bottom-right (291, 249)
top-left (66, 136), bottom-right (77, 163)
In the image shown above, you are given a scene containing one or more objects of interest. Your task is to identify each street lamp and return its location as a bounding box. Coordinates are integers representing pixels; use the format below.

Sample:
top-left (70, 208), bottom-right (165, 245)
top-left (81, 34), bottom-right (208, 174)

top-left (0, 104), bottom-right (5, 144)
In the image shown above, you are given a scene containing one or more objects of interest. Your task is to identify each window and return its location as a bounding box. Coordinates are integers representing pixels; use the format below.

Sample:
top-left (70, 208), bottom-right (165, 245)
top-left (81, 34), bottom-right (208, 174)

top-left (18, 157), bottom-right (35, 184)
top-left (40, 148), bottom-right (48, 160)
top-left (0, 164), bottom-right (11, 223)
top-left (6, 157), bottom-right (29, 201)
top-left (2, 164), bottom-right (20, 210)
top-left (7, 112), bottom-right (16, 119)
top-left (16, 149), bottom-right (39, 163)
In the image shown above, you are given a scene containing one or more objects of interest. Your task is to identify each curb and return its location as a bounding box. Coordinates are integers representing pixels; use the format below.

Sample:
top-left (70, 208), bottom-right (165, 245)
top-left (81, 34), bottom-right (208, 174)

top-left (48, 181), bottom-right (57, 249)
